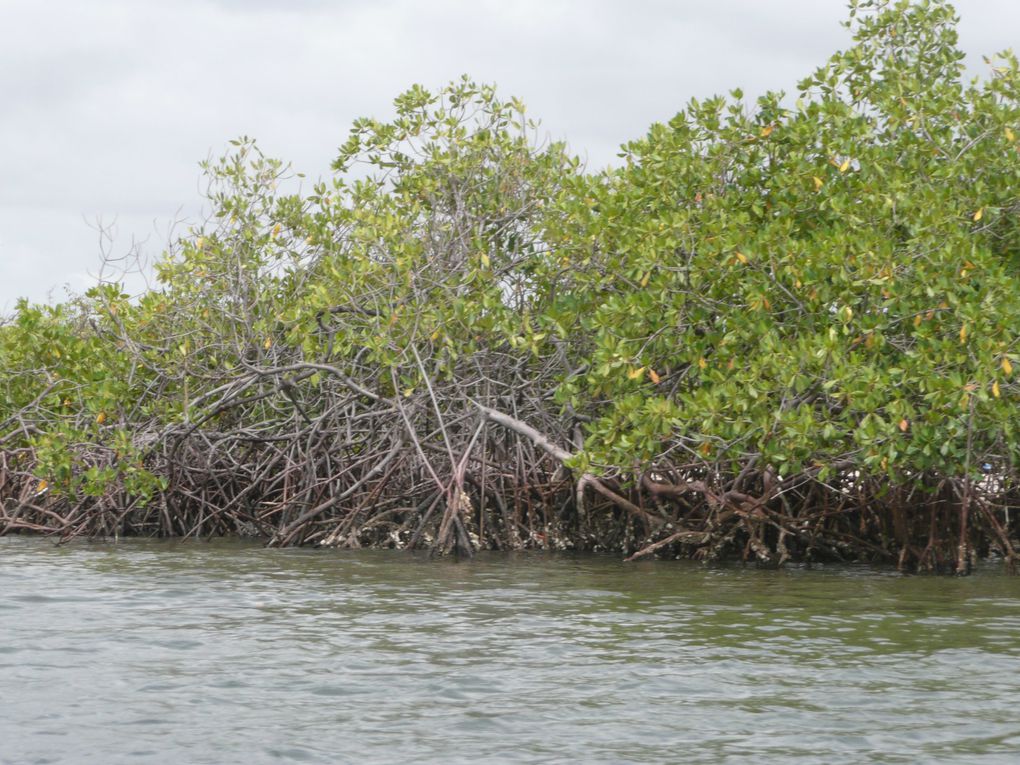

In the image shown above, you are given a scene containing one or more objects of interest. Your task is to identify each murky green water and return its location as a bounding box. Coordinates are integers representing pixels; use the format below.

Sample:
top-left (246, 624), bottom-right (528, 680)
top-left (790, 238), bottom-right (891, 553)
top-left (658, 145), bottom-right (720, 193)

top-left (1, 539), bottom-right (1018, 764)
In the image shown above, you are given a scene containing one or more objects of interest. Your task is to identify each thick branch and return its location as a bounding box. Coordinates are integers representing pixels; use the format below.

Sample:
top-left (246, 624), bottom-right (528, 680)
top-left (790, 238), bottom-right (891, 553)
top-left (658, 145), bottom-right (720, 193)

top-left (476, 403), bottom-right (660, 527)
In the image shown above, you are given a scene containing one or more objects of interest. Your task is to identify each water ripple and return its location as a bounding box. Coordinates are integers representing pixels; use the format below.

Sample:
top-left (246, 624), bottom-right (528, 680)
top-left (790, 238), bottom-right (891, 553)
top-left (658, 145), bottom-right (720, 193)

top-left (1, 539), bottom-right (1019, 764)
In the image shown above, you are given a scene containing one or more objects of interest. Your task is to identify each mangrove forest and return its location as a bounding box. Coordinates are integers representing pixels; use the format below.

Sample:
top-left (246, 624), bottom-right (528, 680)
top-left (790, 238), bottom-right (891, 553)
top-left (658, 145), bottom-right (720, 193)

top-left (2, 0), bottom-right (1019, 573)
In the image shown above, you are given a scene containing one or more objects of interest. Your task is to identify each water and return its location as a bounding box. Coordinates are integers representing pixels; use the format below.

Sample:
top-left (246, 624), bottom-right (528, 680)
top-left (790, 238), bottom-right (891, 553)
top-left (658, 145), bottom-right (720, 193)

top-left (1, 538), bottom-right (1018, 764)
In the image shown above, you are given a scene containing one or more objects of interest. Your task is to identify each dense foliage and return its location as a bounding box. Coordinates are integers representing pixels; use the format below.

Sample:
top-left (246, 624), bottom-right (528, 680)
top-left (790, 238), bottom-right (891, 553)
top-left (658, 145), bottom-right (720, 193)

top-left (2, 1), bottom-right (1018, 571)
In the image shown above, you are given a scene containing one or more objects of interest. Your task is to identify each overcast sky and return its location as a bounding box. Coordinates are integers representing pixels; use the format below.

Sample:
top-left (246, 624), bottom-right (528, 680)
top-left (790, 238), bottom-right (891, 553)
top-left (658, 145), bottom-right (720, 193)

top-left (2, 0), bottom-right (1016, 312)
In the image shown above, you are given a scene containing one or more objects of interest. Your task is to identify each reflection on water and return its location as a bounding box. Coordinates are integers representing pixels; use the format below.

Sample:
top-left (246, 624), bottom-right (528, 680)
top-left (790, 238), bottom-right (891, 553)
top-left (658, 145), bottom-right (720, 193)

top-left (1, 538), bottom-right (1019, 764)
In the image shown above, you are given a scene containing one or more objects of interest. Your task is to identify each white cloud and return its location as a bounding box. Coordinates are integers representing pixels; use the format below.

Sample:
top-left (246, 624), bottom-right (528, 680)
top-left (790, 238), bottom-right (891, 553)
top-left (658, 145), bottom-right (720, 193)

top-left (1, 0), bottom-right (1016, 312)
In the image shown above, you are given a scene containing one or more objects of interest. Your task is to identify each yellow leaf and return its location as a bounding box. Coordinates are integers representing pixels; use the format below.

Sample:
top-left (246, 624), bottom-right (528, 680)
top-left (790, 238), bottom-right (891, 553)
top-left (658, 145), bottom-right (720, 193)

top-left (759, 125), bottom-right (774, 138)
top-left (627, 367), bottom-right (645, 380)
top-left (913, 314), bottom-right (922, 327)
top-left (993, 380), bottom-right (1001, 398)
top-left (1007, 127), bottom-right (1016, 142)
top-left (735, 251), bottom-right (748, 264)
top-left (843, 306), bottom-right (854, 321)
top-left (1002, 357), bottom-right (1013, 376)
top-left (698, 357), bottom-right (708, 370)
top-left (973, 208), bottom-right (983, 222)
top-left (196, 237), bottom-right (206, 250)
top-left (403, 388), bottom-right (415, 398)
top-left (480, 252), bottom-right (491, 268)
top-left (430, 329), bottom-right (441, 341)
top-left (959, 324), bottom-right (968, 344)
top-left (272, 223), bottom-right (282, 238)
top-left (813, 176), bottom-right (824, 191)
top-left (648, 368), bottom-right (661, 385)
top-left (899, 418), bottom-right (909, 432)
top-left (639, 272), bottom-right (650, 287)
top-left (839, 158), bottom-right (851, 173)
top-left (96, 412), bottom-right (106, 425)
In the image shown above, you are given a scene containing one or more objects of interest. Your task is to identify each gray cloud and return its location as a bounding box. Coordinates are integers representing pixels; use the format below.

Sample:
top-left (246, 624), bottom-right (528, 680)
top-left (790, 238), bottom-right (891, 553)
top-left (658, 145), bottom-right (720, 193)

top-left (1, 0), bottom-right (1016, 311)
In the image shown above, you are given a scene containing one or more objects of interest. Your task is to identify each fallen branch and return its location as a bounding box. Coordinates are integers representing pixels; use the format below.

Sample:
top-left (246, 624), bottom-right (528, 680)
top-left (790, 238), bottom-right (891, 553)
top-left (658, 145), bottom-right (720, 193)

top-left (625, 529), bottom-right (710, 562)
